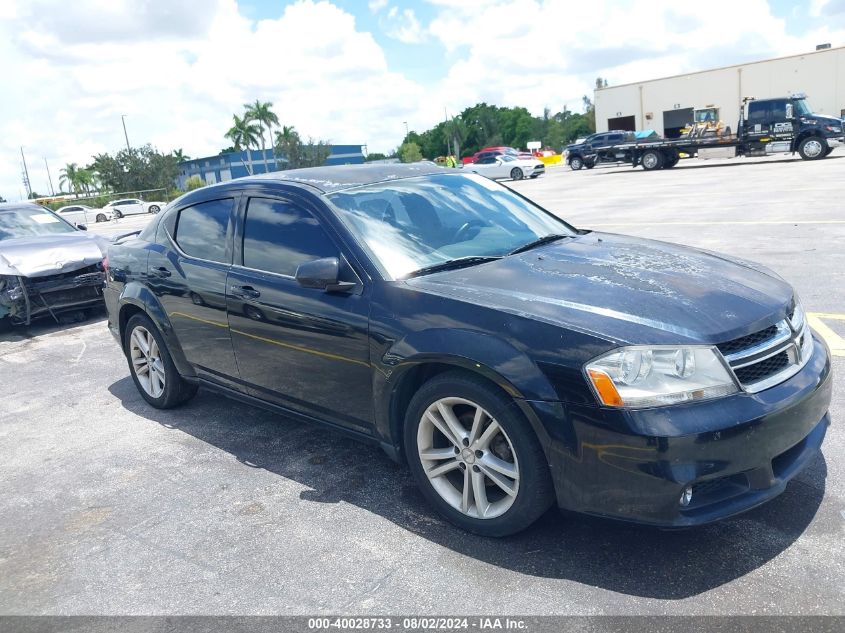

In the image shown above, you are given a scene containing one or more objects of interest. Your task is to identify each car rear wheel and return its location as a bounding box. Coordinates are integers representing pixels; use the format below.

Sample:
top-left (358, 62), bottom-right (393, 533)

top-left (569, 156), bottom-right (583, 170)
top-left (641, 149), bottom-right (664, 170)
top-left (510, 168), bottom-right (524, 181)
top-left (113, 210), bottom-right (123, 219)
top-left (404, 371), bottom-right (554, 536)
top-left (96, 213), bottom-right (107, 223)
top-left (125, 313), bottom-right (197, 409)
top-left (798, 137), bottom-right (825, 160)
top-left (148, 205), bottom-right (160, 213)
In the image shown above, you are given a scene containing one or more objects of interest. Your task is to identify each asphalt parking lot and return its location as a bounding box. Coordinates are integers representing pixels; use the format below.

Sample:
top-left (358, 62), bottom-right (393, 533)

top-left (1, 155), bottom-right (843, 616)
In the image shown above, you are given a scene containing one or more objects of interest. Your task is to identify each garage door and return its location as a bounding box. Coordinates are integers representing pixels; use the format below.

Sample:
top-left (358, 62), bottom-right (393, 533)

top-left (663, 108), bottom-right (694, 138)
top-left (607, 115), bottom-right (635, 132)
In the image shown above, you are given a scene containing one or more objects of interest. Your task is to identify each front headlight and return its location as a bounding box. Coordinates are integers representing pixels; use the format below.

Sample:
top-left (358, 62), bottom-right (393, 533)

top-left (585, 346), bottom-right (738, 408)
top-left (789, 300), bottom-right (805, 332)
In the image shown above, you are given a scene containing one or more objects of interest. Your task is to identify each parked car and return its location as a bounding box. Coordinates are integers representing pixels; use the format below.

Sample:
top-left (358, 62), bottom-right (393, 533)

top-left (564, 130), bottom-right (634, 170)
top-left (105, 164), bottom-right (831, 536)
top-left (55, 204), bottom-right (113, 226)
top-left (466, 153), bottom-right (545, 180)
top-left (103, 198), bottom-right (165, 218)
top-left (467, 146), bottom-right (534, 164)
top-left (0, 203), bottom-right (108, 328)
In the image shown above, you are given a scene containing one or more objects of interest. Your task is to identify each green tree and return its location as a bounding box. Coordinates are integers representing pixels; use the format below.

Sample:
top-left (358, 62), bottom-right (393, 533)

top-left (448, 116), bottom-right (468, 160)
top-left (172, 149), bottom-right (190, 163)
top-left (59, 163), bottom-right (83, 197)
top-left (185, 175), bottom-right (205, 191)
top-left (399, 142), bottom-right (423, 163)
top-left (90, 145), bottom-right (180, 193)
top-left (0, 194), bottom-right (6, 203)
top-left (273, 127), bottom-right (332, 169)
top-left (244, 100), bottom-right (280, 174)
top-left (225, 114), bottom-right (260, 175)
top-left (365, 152), bottom-right (388, 162)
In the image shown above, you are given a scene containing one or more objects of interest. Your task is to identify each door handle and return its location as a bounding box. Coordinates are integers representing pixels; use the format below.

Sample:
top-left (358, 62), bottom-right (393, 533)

top-left (151, 266), bottom-right (171, 277)
top-left (230, 284), bottom-right (260, 299)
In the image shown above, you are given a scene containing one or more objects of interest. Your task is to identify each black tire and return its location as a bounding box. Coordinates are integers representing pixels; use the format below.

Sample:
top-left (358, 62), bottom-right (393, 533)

top-left (584, 159), bottom-right (595, 169)
top-left (662, 152), bottom-right (680, 169)
top-left (824, 145), bottom-right (834, 156)
top-left (404, 370), bottom-right (554, 537)
top-left (569, 155), bottom-right (584, 170)
top-left (148, 205), bottom-right (160, 214)
top-left (124, 313), bottom-right (198, 409)
top-left (641, 149), bottom-right (664, 171)
top-left (96, 213), bottom-right (107, 223)
top-left (510, 168), bottom-right (524, 181)
top-left (797, 136), bottom-right (825, 160)
top-left (114, 210), bottom-right (123, 219)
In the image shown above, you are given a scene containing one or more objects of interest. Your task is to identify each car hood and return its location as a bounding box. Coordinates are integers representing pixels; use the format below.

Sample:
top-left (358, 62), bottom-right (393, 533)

top-left (406, 232), bottom-right (793, 345)
top-left (0, 232), bottom-right (110, 278)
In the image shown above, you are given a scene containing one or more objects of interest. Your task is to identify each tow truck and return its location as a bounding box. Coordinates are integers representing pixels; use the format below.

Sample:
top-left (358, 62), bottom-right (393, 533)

top-left (591, 94), bottom-right (844, 170)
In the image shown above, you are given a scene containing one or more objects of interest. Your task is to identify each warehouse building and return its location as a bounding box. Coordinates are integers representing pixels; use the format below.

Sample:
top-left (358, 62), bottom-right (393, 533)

top-left (176, 144), bottom-right (365, 189)
top-left (595, 45), bottom-right (845, 138)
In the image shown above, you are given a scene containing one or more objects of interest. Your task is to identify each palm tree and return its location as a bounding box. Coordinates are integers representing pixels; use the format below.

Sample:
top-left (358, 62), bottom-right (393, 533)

top-left (274, 125), bottom-right (300, 168)
top-left (171, 148), bottom-right (190, 163)
top-left (59, 163), bottom-right (82, 198)
top-left (225, 114), bottom-right (260, 175)
top-left (244, 100), bottom-right (280, 174)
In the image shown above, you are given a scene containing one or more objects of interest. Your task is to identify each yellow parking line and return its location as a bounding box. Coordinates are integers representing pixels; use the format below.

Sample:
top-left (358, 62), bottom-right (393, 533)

top-left (808, 312), bottom-right (845, 357)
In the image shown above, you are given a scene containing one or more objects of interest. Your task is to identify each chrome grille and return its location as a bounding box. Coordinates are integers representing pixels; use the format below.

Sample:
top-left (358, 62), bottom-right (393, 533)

top-left (719, 309), bottom-right (812, 393)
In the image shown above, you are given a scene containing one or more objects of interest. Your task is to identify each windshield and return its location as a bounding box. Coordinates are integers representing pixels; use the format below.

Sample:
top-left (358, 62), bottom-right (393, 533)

top-left (793, 98), bottom-right (813, 116)
top-left (326, 173), bottom-right (575, 279)
top-left (0, 206), bottom-right (76, 241)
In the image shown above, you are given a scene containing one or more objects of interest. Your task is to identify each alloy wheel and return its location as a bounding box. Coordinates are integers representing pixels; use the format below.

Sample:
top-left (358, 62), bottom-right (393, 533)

top-left (417, 397), bottom-right (520, 519)
top-left (129, 326), bottom-right (166, 398)
top-left (802, 139), bottom-right (823, 158)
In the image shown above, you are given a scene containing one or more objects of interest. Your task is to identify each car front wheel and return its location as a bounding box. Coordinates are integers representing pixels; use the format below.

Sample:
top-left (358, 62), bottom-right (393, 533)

top-left (148, 205), bottom-right (160, 213)
top-left (96, 213), bottom-right (107, 223)
top-left (510, 168), bottom-right (524, 181)
top-left (125, 313), bottom-right (197, 409)
top-left (569, 156), bottom-right (583, 170)
top-left (404, 371), bottom-right (554, 536)
top-left (113, 210), bottom-right (123, 219)
top-left (798, 137), bottom-right (825, 160)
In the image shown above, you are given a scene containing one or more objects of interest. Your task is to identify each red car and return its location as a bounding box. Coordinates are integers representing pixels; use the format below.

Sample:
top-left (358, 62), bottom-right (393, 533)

top-left (464, 146), bottom-right (534, 164)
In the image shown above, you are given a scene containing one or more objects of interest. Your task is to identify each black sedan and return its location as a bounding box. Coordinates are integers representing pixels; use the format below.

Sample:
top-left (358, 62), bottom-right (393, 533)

top-left (104, 164), bottom-right (831, 536)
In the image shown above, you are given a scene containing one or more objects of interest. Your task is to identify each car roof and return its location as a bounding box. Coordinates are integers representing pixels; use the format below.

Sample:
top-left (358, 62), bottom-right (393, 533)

top-left (0, 202), bottom-right (43, 213)
top-left (224, 163), bottom-right (449, 194)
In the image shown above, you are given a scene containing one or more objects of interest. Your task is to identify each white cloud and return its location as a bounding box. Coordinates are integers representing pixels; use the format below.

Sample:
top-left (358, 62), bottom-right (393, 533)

top-left (0, 0), bottom-right (425, 200)
top-left (368, 0), bottom-right (389, 12)
top-left (381, 7), bottom-right (425, 44)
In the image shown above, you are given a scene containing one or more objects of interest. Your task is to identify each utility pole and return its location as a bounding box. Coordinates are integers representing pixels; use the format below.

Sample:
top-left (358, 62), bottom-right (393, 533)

top-left (121, 115), bottom-right (131, 153)
top-left (20, 147), bottom-right (32, 198)
top-left (44, 157), bottom-right (55, 196)
top-left (444, 107), bottom-right (452, 156)
top-left (403, 121), bottom-right (409, 138)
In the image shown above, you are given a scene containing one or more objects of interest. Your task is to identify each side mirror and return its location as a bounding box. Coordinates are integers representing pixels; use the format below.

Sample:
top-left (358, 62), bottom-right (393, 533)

top-left (785, 103), bottom-right (794, 119)
top-left (295, 257), bottom-right (356, 293)
top-left (76, 224), bottom-right (88, 231)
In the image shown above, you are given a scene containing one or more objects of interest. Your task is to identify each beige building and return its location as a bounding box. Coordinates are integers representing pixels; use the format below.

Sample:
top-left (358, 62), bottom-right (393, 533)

top-left (595, 46), bottom-right (845, 137)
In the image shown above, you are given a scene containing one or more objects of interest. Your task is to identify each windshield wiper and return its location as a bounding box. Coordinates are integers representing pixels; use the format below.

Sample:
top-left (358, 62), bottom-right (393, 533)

top-left (405, 256), bottom-right (502, 278)
top-left (508, 234), bottom-right (571, 255)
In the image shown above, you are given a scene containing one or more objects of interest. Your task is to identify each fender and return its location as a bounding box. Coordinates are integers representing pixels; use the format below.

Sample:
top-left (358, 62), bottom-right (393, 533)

top-left (373, 328), bottom-right (560, 459)
top-left (118, 281), bottom-right (195, 378)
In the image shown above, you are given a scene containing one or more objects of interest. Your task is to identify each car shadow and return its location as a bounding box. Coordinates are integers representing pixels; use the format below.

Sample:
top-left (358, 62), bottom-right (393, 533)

top-left (599, 155), bottom-right (843, 175)
top-left (0, 307), bottom-right (106, 343)
top-left (107, 376), bottom-right (826, 600)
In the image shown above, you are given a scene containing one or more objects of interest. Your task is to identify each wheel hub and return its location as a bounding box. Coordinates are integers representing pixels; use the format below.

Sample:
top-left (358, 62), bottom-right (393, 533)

top-left (460, 448), bottom-right (477, 464)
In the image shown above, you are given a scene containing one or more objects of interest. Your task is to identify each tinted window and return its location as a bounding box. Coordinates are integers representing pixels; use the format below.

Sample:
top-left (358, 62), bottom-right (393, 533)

top-left (242, 198), bottom-right (337, 276)
top-left (748, 101), bottom-right (768, 123)
top-left (607, 134), bottom-right (623, 143)
top-left (174, 198), bottom-right (232, 263)
top-left (769, 100), bottom-right (787, 120)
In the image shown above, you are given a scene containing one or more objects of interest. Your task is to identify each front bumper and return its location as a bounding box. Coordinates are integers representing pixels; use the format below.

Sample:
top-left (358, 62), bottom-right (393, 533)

top-left (1, 267), bottom-right (105, 325)
top-left (527, 333), bottom-right (832, 526)
top-left (825, 137), bottom-right (843, 148)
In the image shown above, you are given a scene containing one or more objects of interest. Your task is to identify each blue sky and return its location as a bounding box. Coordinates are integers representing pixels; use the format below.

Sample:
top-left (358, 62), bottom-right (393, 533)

top-left (0, 0), bottom-right (843, 200)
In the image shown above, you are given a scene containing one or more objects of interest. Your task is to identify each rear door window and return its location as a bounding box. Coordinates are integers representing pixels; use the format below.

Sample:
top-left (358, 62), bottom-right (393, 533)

top-left (174, 198), bottom-right (233, 263)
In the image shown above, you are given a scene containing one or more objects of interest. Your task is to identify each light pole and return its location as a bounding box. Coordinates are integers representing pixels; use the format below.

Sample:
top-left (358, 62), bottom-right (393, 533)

top-left (403, 121), bottom-right (409, 138)
top-left (121, 115), bottom-right (131, 153)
